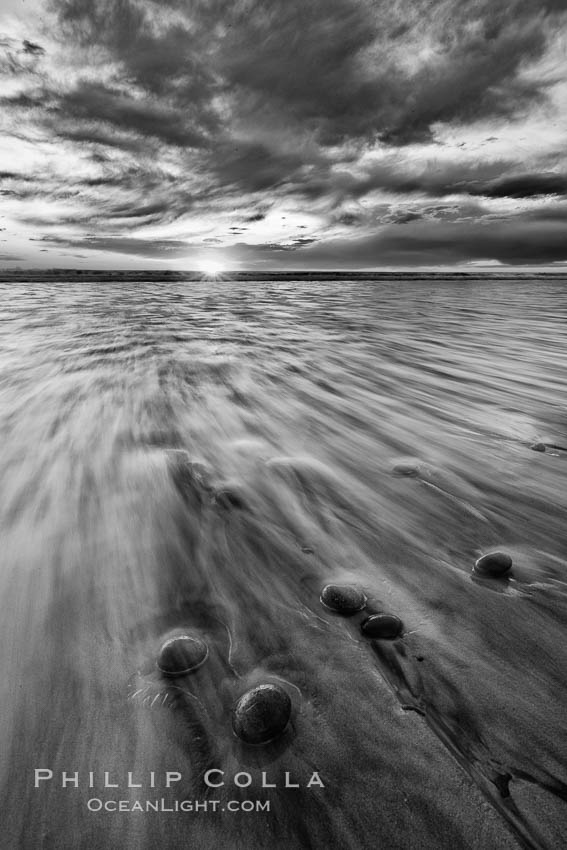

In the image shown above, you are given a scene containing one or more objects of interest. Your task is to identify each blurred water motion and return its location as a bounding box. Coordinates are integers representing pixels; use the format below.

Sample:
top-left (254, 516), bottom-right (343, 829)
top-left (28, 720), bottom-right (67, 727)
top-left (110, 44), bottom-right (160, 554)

top-left (1, 275), bottom-right (567, 850)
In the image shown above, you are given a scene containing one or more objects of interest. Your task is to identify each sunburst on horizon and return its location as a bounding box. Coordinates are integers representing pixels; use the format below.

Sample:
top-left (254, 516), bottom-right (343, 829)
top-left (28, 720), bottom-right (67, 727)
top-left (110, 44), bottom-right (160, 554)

top-left (197, 259), bottom-right (227, 279)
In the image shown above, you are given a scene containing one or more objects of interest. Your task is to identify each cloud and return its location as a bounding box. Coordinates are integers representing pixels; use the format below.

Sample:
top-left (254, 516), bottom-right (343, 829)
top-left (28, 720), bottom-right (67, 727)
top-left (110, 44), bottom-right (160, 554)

top-left (48, 0), bottom-right (565, 151)
top-left (0, 90), bottom-right (47, 109)
top-left (244, 211), bottom-right (267, 222)
top-left (211, 141), bottom-right (310, 192)
top-left (39, 210), bottom-right (567, 268)
top-left (38, 234), bottom-right (195, 257)
top-left (1, 0), bottom-right (567, 265)
top-left (295, 161), bottom-right (567, 205)
top-left (0, 253), bottom-right (26, 262)
top-left (22, 40), bottom-right (45, 56)
top-left (53, 81), bottom-right (209, 148)
top-left (292, 158), bottom-right (518, 202)
top-left (0, 171), bottom-right (34, 181)
top-left (53, 0), bottom-right (221, 128)
top-left (216, 1), bottom-right (561, 147)
top-left (265, 217), bottom-right (567, 266)
top-left (469, 172), bottom-right (567, 198)
top-left (526, 202), bottom-right (567, 221)
top-left (0, 35), bottom-right (46, 75)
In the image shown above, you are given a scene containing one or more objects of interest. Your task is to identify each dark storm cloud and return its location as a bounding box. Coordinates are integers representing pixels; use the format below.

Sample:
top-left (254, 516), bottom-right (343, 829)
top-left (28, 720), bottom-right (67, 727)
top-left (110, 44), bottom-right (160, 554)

top-left (0, 35), bottom-right (45, 74)
top-left (218, 0), bottom-right (562, 146)
top-left (21, 197), bottom-right (191, 230)
top-left (0, 172), bottom-right (35, 182)
top-left (0, 91), bottom-right (46, 109)
top-left (337, 213), bottom-right (362, 226)
top-left (295, 159), bottom-right (518, 202)
top-left (102, 201), bottom-right (173, 221)
top-left (52, 123), bottom-right (151, 151)
top-left (19, 213), bottom-right (567, 267)
top-left (48, 0), bottom-right (565, 151)
top-left (273, 218), bottom-right (567, 267)
top-left (53, 0), bottom-right (221, 133)
top-left (470, 172), bottom-right (567, 198)
top-left (3, 0), bottom-right (567, 265)
top-left (22, 40), bottom-right (45, 56)
top-left (15, 156), bottom-right (207, 231)
top-left (81, 176), bottom-right (125, 188)
top-left (54, 81), bottom-right (207, 148)
top-left (297, 162), bottom-right (567, 205)
top-left (56, 0), bottom-right (213, 95)
top-left (387, 211), bottom-right (424, 224)
top-left (211, 142), bottom-right (310, 192)
top-left (38, 234), bottom-right (194, 257)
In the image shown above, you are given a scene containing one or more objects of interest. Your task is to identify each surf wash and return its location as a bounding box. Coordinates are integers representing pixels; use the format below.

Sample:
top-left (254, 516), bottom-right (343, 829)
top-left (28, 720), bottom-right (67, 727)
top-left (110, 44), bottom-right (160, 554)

top-left (34, 769), bottom-right (325, 789)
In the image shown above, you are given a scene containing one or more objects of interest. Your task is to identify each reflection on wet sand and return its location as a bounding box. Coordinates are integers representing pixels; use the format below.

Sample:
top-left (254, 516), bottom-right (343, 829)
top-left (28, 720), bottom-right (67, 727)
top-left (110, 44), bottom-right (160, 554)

top-left (0, 275), bottom-right (566, 849)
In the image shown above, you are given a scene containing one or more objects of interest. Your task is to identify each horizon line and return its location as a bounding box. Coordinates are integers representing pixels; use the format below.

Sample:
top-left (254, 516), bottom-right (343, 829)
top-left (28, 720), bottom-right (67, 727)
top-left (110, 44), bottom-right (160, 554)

top-left (2, 268), bottom-right (567, 276)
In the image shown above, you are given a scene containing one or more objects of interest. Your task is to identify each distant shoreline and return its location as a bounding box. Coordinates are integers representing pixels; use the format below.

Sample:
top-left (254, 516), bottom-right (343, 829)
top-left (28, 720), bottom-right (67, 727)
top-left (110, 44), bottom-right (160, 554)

top-left (1, 269), bottom-right (567, 282)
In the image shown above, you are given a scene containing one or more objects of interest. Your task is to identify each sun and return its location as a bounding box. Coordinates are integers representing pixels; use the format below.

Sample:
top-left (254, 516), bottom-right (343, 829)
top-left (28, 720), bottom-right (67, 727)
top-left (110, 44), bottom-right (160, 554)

top-left (198, 259), bottom-right (226, 278)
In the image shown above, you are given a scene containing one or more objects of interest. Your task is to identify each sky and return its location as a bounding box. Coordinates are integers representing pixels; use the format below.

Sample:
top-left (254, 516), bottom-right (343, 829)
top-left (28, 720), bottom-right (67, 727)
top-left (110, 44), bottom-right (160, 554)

top-left (1, 0), bottom-right (567, 270)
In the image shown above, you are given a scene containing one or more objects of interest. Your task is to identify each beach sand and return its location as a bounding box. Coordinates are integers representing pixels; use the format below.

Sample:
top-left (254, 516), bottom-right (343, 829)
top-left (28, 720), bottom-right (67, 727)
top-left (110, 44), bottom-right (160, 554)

top-left (0, 275), bottom-right (566, 849)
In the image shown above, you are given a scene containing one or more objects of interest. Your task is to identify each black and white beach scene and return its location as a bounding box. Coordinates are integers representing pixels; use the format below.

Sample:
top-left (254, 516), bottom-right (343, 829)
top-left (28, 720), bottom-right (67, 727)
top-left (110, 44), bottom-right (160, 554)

top-left (1, 2), bottom-right (567, 849)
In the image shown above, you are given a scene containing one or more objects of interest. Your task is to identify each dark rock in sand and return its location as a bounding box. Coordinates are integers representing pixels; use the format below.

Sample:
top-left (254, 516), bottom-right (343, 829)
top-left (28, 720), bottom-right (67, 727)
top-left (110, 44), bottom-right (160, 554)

top-left (188, 461), bottom-right (214, 488)
top-left (232, 684), bottom-right (292, 745)
top-left (157, 634), bottom-right (209, 676)
top-left (474, 551), bottom-right (513, 578)
top-left (361, 613), bottom-right (403, 639)
top-left (530, 442), bottom-right (546, 453)
top-left (166, 450), bottom-right (214, 501)
top-left (214, 483), bottom-right (248, 510)
top-left (391, 462), bottom-right (420, 477)
top-left (320, 584), bottom-right (367, 614)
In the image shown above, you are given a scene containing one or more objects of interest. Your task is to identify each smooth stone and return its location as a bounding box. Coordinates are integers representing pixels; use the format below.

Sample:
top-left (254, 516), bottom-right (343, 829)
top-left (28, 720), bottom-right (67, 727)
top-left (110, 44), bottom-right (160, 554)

top-left (166, 451), bottom-right (214, 500)
top-left (391, 462), bottom-right (420, 477)
top-left (214, 484), bottom-right (248, 509)
top-left (474, 551), bottom-right (513, 577)
top-left (188, 462), bottom-right (214, 489)
top-left (361, 613), bottom-right (403, 639)
top-left (530, 443), bottom-right (546, 453)
top-left (157, 634), bottom-right (209, 676)
top-left (232, 684), bottom-right (292, 745)
top-left (320, 584), bottom-right (367, 614)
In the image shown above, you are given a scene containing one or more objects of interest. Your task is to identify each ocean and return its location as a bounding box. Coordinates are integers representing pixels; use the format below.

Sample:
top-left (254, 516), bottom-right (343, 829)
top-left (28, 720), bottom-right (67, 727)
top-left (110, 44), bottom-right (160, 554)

top-left (1, 273), bottom-right (566, 849)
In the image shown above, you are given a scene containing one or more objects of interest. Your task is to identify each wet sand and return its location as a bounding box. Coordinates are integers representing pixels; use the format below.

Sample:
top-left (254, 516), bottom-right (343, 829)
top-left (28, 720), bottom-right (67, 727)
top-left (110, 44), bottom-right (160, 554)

top-left (0, 275), bottom-right (566, 849)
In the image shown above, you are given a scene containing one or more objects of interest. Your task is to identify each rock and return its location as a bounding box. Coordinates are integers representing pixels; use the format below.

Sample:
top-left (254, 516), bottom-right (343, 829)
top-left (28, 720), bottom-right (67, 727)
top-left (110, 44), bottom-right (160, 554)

top-left (530, 443), bottom-right (546, 453)
top-left (188, 462), bottom-right (214, 489)
top-left (166, 450), bottom-right (214, 501)
top-left (361, 613), bottom-right (403, 639)
top-left (391, 462), bottom-right (420, 477)
top-left (232, 684), bottom-right (292, 745)
top-left (473, 551), bottom-right (513, 578)
top-left (320, 584), bottom-right (367, 614)
top-left (157, 634), bottom-right (209, 676)
top-left (214, 483), bottom-right (248, 510)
